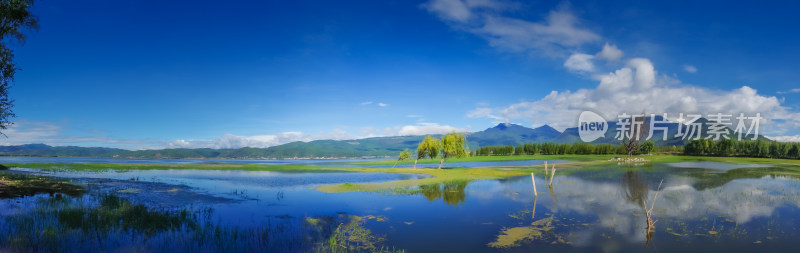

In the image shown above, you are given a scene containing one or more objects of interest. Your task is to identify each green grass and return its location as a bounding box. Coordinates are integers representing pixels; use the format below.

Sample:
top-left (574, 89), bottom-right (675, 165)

top-left (0, 172), bottom-right (85, 198)
top-left (646, 155), bottom-right (800, 165)
top-left (4, 160), bottom-right (604, 193)
top-left (346, 154), bottom-right (627, 166)
top-left (6, 154), bottom-right (799, 194)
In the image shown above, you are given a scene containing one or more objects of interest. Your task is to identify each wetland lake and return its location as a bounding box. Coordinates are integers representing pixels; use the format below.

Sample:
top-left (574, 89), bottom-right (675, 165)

top-left (1, 156), bottom-right (800, 252)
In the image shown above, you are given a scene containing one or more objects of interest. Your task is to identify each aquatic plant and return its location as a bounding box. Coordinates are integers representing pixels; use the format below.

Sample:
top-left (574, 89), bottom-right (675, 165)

top-left (487, 216), bottom-right (571, 248)
top-left (0, 172), bottom-right (85, 199)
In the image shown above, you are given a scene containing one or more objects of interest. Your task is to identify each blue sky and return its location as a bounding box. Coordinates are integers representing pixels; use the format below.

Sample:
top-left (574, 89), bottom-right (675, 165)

top-left (4, 0), bottom-right (800, 149)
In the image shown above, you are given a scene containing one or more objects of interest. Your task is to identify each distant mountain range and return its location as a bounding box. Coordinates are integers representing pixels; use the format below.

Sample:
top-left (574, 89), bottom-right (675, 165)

top-left (0, 118), bottom-right (768, 159)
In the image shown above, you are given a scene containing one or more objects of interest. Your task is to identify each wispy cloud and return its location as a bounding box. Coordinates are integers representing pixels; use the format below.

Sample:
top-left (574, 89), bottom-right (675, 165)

top-left (0, 120), bottom-right (161, 150)
top-left (359, 101), bottom-right (388, 107)
top-left (397, 123), bottom-right (469, 136)
top-left (683, 65), bottom-right (698, 73)
top-left (767, 135), bottom-right (800, 142)
top-left (777, 88), bottom-right (800, 94)
top-left (423, 0), bottom-right (599, 57)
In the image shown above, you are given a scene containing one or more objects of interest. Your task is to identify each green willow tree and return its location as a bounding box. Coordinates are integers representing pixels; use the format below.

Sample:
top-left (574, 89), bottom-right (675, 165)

top-left (438, 131), bottom-right (469, 169)
top-left (1, 0), bottom-right (38, 135)
top-left (639, 140), bottom-right (655, 154)
top-left (392, 149), bottom-right (411, 168)
top-left (415, 135), bottom-right (440, 169)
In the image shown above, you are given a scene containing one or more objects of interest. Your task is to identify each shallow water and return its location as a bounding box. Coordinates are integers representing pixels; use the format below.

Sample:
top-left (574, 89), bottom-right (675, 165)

top-left (320, 159), bottom-right (571, 168)
top-left (2, 161), bottom-right (800, 252)
top-left (0, 156), bottom-right (569, 168)
top-left (665, 162), bottom-right (771, 171)
top-left (0, 156), bottom-right (387, 165)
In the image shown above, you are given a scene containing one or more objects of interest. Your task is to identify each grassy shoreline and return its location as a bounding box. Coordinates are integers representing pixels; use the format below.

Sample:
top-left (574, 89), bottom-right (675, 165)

top-left (344, 154), bottom-right (618, 165)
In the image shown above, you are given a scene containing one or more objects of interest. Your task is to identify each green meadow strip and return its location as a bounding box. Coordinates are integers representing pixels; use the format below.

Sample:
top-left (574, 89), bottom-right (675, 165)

top-left (5, 155), bottom-right (799, 194)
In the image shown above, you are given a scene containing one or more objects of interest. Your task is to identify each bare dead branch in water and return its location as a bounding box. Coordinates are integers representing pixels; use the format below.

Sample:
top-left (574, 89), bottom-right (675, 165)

top-left (644, 179), bottom-right (664, 231)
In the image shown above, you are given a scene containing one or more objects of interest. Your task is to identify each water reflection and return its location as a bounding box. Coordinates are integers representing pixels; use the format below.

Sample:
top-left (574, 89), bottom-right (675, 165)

top-left (418, 181), bottom-right (468, 206)
top-left (3, 162), bottom-right (800, 252)
top-left (0, 193), bottom-right (394, 252)
top-left (621, 169), bottom-right (649, 208)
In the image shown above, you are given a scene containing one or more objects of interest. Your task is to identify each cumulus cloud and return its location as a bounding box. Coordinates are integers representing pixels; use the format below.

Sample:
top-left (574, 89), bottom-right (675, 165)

top-left (424, 0), bottom-right (599, 56)
top-left (168, 129), bottom-right (355, 149)
top-left (397, 123), bottom-right (468, 136)
top-left (468, 57), bottom-right (797, 134)
top-left (683, 65), bottom-right (698, 73)
top-left (595, 42), bottom-right (623, 61)
top-left (564, 53), bottom-right (595, 72)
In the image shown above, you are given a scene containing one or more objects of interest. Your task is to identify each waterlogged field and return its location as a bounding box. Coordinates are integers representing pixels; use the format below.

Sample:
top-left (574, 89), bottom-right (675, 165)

top-left (2, 155), bottom-right (800, 252)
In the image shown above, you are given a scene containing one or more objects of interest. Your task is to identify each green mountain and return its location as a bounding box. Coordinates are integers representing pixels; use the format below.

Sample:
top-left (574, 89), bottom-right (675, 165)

top-left (467, 123), bottom-right (561, 147)
top-left (0, 120), bottom-right (770, 159)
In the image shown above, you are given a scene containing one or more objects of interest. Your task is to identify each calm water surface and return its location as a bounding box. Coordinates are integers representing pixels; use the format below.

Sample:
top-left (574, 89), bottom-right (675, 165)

top-left (1, 159), bottom-right (799, 252)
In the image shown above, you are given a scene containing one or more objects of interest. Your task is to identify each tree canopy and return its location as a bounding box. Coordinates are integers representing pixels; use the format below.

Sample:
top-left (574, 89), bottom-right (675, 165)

top-left (416, 135), bottom-right (440, 160)
top-left (1, 0), bottom-right (38, 135)
top-left (438, 131), bottom-right (469, 169)
top-left (392, 149), bottom-right (411, 168)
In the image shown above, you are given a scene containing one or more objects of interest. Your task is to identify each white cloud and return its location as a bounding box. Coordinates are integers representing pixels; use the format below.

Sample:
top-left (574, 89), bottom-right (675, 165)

top-left (777, 88), bottom-right (800, 94)
top-left (0, 120), bottom-right (61, 144)
top-left (683, 64), bottom-right (698, 73)
top-left (397, 123), bottom-right (467, 136)
top-left (595, 42), bottom-right (623, 61)
top-left (360, 101), bottom-right (388, 107)
top-left (0, 120), bottom-right (165, 150)
top-left (424, 1), bottom-right (599, 56)
top-left (564, 53), bottom-right (595, 72)
top-left (468, 57), bottom-right (798, 134)
top-left (467, 107), bottom-right (503, 120)
top-left (767, 135), bottom-right (800, 142)
top-left (421, 0), bottom-right (510, 22)
top-left (169, 129), bottom-right (356, 149)
top-left (527, 175), bottom-right (800, 243)
top-left (167, 139), bottom-right (192, 148)
top-left (359, 126), bottom-right (395, 138)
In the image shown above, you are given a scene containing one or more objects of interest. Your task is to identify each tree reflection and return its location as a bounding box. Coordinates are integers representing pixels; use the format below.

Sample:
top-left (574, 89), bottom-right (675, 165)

top-left (418, 181), bottom-right (468, 206)
top-left (620, 169), bottom-right (649, 209)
